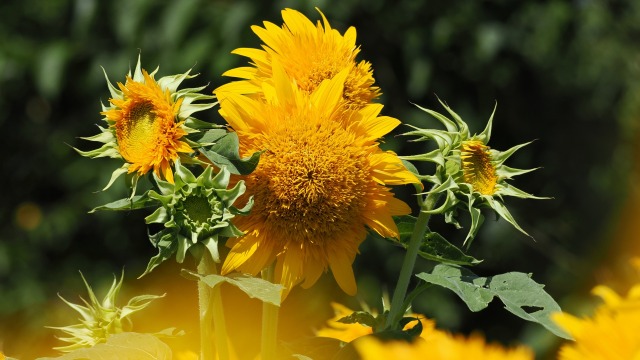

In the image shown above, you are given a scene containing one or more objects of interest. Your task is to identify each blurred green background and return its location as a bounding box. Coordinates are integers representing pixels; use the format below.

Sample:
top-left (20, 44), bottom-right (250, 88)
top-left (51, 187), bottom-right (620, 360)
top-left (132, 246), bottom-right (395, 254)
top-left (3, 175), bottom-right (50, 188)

top-left (2, 0), bottom-right (640, 358)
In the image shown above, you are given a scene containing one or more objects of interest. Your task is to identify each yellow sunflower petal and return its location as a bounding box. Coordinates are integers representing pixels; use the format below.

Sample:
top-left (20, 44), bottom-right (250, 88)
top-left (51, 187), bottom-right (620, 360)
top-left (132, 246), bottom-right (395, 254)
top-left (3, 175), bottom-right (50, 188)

top-left (329, 250), bottom-right (357, 296)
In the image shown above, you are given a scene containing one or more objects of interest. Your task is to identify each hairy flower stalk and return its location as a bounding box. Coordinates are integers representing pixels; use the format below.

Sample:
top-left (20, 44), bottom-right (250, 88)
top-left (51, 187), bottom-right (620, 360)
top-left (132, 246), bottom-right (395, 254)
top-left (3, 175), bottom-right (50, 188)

top-left (401, 99), bottom-right (545, 246)
top-left (49, 272), bottom-right (163, 352)
top-left (76, 55), bottom-right (216, 194)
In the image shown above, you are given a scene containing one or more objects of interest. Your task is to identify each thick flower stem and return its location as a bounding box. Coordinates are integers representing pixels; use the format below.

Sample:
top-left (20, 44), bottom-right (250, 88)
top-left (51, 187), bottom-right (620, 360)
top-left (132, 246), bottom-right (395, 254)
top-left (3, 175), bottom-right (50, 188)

top-left (261, 263), bottom-right (279, 360)
top-left (197, 251), bottom-right (230, 360)
top-left (385, 190), bottom-right (439, 329)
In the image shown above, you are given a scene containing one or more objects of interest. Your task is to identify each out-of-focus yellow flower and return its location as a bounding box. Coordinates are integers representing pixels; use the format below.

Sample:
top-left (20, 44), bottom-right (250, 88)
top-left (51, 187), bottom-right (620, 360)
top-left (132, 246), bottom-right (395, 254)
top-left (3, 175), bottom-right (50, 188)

top-left (355, 331), bottom-right (534, 360)
top-left (216, 8), bottom-right (380, 110)
top-left (553, 270), bottom-right (640, 360)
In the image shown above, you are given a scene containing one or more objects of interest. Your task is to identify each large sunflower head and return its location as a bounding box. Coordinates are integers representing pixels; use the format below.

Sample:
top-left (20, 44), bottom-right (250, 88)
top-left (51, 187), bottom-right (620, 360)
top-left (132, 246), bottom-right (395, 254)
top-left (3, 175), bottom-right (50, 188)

top-left (217, 65), bottom-right (418, 296)
top-left (215, 8), bottom-right (380, 110)
top-left (76, 55), bottom-right (216, 192)
top-left (401, 99), bottom-right (545, 245)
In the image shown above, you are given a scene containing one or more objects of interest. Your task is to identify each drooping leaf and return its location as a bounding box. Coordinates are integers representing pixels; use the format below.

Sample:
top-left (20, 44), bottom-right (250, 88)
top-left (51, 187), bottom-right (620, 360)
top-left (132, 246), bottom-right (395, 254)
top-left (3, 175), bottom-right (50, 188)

top-left (416, 264), bottom-right (571, 339)
top-left (36, 332), bottom-right (171, 360)
top-left (199, 132), bottom-right (261, 175)
top-left (385, 215), bottom-right (482, 266)
top-left (182, 270), bottom-right (283, 306)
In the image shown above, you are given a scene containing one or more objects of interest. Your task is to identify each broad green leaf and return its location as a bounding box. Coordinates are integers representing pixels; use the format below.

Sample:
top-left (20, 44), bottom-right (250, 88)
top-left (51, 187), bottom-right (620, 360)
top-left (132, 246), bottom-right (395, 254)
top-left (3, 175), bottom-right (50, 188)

top-left (416, 264), bottom-right (570, 339)
top-left (200, 132), bottom-right (261, 175)
top-left (388, 215), bottom-right (481, 266)
top-left (89, 192), bottom-right (155, 213)
top-left (182, 270), bottom-right (283, 306)
top-left (189, 128), bottom-right (227, 145)
top-left (36, 332), bottom-right (171, 360)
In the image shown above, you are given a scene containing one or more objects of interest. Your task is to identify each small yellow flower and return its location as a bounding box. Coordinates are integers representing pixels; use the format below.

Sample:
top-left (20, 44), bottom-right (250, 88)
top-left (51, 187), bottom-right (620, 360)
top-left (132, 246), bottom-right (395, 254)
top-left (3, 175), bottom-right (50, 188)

top-left (77, 56), bottom-right (215, 191)
top-left (216, 66), bottom-right (418, 296)
top-left (553, 274), bottom-right (640, 360)
top-left (316, 302), bottom-right (436, 343)
top-left (402, 100), bottom-right (544, 244)
top-left (216, 8), bottom-right (380, 109)
top-left (355, 332), bottom-right (534, 360)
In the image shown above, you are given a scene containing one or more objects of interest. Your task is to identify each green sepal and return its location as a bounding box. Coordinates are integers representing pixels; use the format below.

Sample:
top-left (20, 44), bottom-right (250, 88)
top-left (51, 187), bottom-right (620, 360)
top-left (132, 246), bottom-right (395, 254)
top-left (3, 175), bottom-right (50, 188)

top-left (89, 191), bottom-right (155, 213)
top-left (140, 232), bottom-right (177, 278)
top-left (485, 196), bottom-right (531, 238)
top-left (416, 264), bottom-right (571, 339)
top-left (182, 270), bottom-right (284, 306)
top-left (200, 132), bottom-right (262, 175)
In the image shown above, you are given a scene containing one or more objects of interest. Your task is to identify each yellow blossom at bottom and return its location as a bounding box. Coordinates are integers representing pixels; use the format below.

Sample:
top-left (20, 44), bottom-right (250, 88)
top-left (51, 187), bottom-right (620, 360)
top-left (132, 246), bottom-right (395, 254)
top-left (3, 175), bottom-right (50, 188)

top-left (355, 332), bottom-right (534, 360)
top-left (553, 280), bottom-right (640, 360)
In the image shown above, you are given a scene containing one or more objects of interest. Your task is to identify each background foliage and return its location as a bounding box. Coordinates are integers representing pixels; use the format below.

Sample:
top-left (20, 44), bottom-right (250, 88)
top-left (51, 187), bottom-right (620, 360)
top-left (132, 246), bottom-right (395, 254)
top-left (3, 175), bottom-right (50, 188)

top-left (2, 0), bottom-right (640, 358)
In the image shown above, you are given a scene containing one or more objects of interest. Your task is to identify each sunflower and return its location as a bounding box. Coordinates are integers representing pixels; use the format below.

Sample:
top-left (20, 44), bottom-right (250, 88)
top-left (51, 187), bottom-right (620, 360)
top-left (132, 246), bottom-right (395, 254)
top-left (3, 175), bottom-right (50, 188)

top-left (354, 332), bottom-right (534, 360)
top-left (402, 99), bottom-right (544, 244)
top-left (552, 267), bottom-right (640, 360)
top-left (216, 65), bottom-right (418, 296)
top-left (76, 56), bottom-right (215, 191)
top-left (216, 8), bottom-right (379, 110)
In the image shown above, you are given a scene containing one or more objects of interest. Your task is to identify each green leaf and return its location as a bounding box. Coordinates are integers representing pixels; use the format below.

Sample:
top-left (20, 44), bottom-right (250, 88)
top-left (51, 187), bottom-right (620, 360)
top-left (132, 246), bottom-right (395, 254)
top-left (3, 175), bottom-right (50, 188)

top-left (280, 337), bottom-right (344, 360)
top-left (337, 311), bottom-right (378, 329)
top-left (189, 128), bottom-right (227, 145)
top-left (200, 132), bottom-right (261, 175)
top-left (388, 215), bottom-right (481, 266)
top-left (182, 270), bottom-right (283, 306)
top-left (416, 264), bottom-right (571, 339)
top-left (89, 192), bottom-right (155, 213)
top-left (36, 332), bottom-right (171, 360)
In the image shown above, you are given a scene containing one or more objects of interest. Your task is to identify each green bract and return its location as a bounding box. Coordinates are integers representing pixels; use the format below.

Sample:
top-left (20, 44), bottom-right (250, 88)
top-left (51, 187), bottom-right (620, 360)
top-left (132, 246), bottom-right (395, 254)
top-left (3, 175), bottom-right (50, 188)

top-left (402, 99), bottom-right (545, 245)
top-left (143, 163), bottom-right (251, 276)
top-left (49, 272), bottom-right (164, 352)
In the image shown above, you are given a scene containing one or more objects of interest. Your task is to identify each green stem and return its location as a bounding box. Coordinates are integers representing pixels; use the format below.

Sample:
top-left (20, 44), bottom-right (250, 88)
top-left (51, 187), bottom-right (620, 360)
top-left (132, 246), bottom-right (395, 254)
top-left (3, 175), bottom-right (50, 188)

top-left (261, 263), bottom-right (279, 360)
top-left (197, 251), bottom-right (230, 360)
top-left (385, 191), bottom-right (439, 329)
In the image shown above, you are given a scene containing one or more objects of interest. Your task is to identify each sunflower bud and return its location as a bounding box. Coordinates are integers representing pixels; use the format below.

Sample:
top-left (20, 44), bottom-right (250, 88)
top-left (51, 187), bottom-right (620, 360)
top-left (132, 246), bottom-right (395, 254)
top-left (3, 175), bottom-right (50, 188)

top-left (49, 272), bottom-right (164, 352)
top-left (402, 99), bottom-right (545, 245)
top-left (142, 163), bottom-right (251, 276)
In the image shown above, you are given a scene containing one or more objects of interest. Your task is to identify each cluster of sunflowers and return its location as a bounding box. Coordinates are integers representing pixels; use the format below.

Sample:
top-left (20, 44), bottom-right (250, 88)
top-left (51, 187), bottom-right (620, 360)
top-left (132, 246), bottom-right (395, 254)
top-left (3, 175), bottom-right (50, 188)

top-left (5, 7), bottom-right (633, 360)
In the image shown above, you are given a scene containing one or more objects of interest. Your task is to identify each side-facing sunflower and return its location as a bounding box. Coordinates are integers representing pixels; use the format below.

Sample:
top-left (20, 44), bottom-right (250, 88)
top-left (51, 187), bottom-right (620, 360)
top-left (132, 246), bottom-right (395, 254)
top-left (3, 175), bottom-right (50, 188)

top-left (216, 8), bottom-right (379, 110)
top-left (401, 99), bottom-right (544, 245)
top-left (76, 56), bottom-right (216, 192)
top-left (216, 64), bottom-right (419, 296)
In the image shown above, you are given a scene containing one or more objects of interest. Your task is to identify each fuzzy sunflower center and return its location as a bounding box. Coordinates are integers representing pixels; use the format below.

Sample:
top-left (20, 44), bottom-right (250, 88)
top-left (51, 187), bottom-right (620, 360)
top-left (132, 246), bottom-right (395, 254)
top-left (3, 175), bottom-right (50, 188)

top-left (279, 44), bottom-right (378, 109)
top-left (116, 100), bottom-right (163, 161)
top-left (183, 195), bottom-right (213, 224)
top-left (248, 122), bottom-right (369, 245)
top-left (461, 140), bottom-right (497, 195)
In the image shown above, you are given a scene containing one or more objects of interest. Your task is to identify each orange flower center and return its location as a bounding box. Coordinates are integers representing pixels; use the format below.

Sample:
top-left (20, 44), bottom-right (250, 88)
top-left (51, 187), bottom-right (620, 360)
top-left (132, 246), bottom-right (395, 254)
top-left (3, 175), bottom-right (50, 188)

top-left (461, 140), bottom-right (497, 195)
